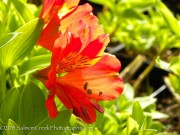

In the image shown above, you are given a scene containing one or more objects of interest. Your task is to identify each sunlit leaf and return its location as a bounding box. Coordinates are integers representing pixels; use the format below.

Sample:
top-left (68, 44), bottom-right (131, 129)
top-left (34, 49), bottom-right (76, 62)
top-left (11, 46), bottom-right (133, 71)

top-left (168, 74), bottom-right (180, 94)
top-left (1, 18), bottom-right (43, 68)
top-left (151, 121), bottom-right (163, 133)
top-left (0, 21), bottom-right (5, 36)
top-left (0, 32), bottom-right (20, 48)
top-left (11, 0), bottom-right (34, 22)
top-left (89, 0), bottom-right (114, 11)
top-left (169, 57), bottom-right (180, 76)
top-left (124, 116), bottom-right (139, 135)
top-left (128, 0), bottom-right (155, 10)
top-left (135, 96), bottom-right (156, 109)
top-left (132, 101), bottom-right (144, 127)
top-left (0, 88), bottom-right (20, 123)
top-left (19, 54), bottom-right (51, 76)
top-left (79, 127), bottom-right (102, 135)
top-left (28, 110), bottom-right (71, 135)
top-left (6, 119), bottom-right (24, 135)
top-left (156, 57), bottom-right (170, 71)
top-left (150, 111), bottom-right (168, 119)
top-left (123, 83), bottom-right (135, 100)
top-left (156, 1), bottom-right (180, 37)
top-left (139, 129), bottom-right (156, 135)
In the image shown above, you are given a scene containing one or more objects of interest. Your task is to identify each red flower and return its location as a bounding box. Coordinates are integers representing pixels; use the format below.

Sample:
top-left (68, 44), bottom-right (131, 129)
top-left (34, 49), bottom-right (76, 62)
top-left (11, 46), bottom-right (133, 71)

top-left (36, 20), bottom-right (124, 123)
top-left (38, 0), bottom-right (98, 51)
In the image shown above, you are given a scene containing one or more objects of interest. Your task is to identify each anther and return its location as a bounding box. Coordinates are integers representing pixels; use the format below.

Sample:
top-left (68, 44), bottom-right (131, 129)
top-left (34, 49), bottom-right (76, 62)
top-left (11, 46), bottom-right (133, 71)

top-left (83, 82), bottom-right (88, 90)
top-left (87, 89), bottom-right (92, 95)
top-left (99, 91), bottom-right (103, 96)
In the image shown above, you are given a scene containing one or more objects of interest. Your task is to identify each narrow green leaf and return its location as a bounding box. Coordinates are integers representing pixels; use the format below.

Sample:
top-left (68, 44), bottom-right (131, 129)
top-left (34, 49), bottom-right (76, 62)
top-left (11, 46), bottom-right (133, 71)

top-left (11, 0), bottom-right (34, 22)
top-left (19, 54), bottom-right (51, 76)
top-left (19, 82), bottom-right (48, 134)
top-left (28, 110), bottom-right (72, 135)
top-left (89, 0), bottom-right (114, 11)
top-left (135, 97), bottom-right (156, 109)
top-left (0, 87), bottom-right (20, 123)
top-left (151, 111), bottom-right (168, 119)
top-left (123, 83), bottom-right (135, 100)
top-left (156, 57), bottom-right (170, 71)
top-left (156, 1), bottom-right (180, 37)
top-left (128, 0), bottom-right (155, 9)
top-left (169, 57), bottom-right (180, 76)
top-left (0, 33), bottom-right (20, 48)
top-left (151, 121), bottom-right (163, 133)
top-left (1, 18), bottom-right (43, 68)
top-left (79, 127), bottom-right (102, 135)
top-left (139, 129), bottom-right (156, 135)
top-left (0, 21), bottom-right (5, 36)
top-left (132, 101), bottom-right (144, 127)
top-left (168, 74), bottom-right (180, 94)
top-left (7, 119), bottom-right (24, 135)
top-left (126, 116), bottom-right (139, 135)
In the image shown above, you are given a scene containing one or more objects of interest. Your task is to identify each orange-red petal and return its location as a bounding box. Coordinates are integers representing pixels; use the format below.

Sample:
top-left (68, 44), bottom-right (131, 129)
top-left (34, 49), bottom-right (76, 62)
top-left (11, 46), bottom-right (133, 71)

top-left (37, 15), bottom-right (60, 51)
top-left (46, 93), bottom-right (58, 118)
top-left (55, 83), bottom-right (97, 123)
top-left (40, 0), bottom-right (64, 23)
top-left (57, 53), bottom-right (124, 101)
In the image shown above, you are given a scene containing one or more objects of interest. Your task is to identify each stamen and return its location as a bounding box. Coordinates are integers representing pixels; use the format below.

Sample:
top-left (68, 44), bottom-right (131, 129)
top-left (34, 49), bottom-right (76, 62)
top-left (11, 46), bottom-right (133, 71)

top-left (73, 107), bottom-right (80, 117)
top-left (91, 101), bottom-right (104, 113)
top-left (80, 106), bottom-right (90, 120)
top-left (99, 91), bottom-right (103, 97)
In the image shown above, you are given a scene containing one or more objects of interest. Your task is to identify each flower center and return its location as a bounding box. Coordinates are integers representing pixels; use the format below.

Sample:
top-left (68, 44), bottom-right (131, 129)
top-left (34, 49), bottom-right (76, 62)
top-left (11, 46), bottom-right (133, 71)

top-left (83, 82), bottom-right (103, 98)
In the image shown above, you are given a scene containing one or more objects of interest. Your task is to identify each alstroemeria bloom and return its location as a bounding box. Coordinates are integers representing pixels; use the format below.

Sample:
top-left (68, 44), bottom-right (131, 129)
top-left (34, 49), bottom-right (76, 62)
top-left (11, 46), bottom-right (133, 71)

top-left (38, 0), bottom-right (99, 51)
top-left (36, 21), bottom-right (124, 123)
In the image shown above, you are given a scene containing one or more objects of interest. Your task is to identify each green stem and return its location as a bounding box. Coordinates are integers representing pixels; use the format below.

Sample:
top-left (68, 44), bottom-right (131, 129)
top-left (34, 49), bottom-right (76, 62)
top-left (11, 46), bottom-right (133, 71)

top-left (133, 56), bottom-right (158, 92)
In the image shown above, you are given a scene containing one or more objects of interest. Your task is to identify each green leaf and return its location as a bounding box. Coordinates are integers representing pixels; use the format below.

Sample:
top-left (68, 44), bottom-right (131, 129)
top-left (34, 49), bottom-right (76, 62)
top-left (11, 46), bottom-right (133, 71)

top-left (1, 18), bottom-right (43, 68)
top-left (0, 32), bottom-right (20, 48)
top-left (139, 129), bottom-right (156, 135)
top-left (151, 121), bottom-right (163, 133)
top-left (128, 0), bottom-right (155, 10)
top-left (79, 127), bottom-right (102, 135)
top-left (132, 101), bottom-right (144, 127)
top-left (0, 88), bottom-right (20, 123)
top-left (11, 0), bottom-right (34, 22)
top-left (19, 54), bottom-right (51, 76)
top-left (0, 21), bottom-right (5, 36)
top-left (89, 0), bottom-right (114, 11)
top-left (28, 110), bottom-right (71, 135)
top-left (7, 119), bottom-right (24, 135)
top-left (19, 82), bottom-right (48, 134)
top-left (156, 57), bottom-right (170, 71)
top-left (126, 116), bottom-right (139, 135)
top-left (0, 119), bottom-right (5, 135)
top-left (150, 111), bottom-right (168, 119)
top-left (156, 1), bottom-right (180, 37)
top-left (156, 133), bottom-right (179, 135)
top-left (123, 83), bottom-right (135, 100)
top-left (135, 96), bottom-right (156, 109)
top-left (168, 74), bottom-right (180, 94)
top-left (169, 57), bottom-right (180, 76)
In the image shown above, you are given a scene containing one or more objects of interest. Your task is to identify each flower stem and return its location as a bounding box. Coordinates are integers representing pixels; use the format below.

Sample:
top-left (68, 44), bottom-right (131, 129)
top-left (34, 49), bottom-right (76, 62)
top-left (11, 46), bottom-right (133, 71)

top-left (133, 56), bottom-right (157, 92)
